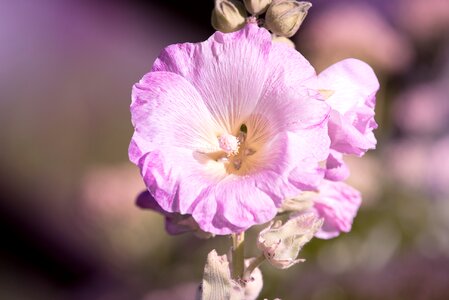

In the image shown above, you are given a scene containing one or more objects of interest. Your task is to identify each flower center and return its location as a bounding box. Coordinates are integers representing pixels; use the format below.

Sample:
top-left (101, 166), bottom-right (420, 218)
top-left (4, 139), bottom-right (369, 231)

top-left (218, 133), bottom-right (240, 155)
top-left (215, 125), bottom-right (256, 173)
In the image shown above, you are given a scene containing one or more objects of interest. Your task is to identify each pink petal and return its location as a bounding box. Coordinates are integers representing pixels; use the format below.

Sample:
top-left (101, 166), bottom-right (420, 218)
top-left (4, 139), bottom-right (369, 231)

top-left (318, 58), bottom-right (379, 156)
top-left (136, 190), bottom-right (164, 212)
top-left (130, 71), bottom-right (228, 214)
top-left (325, 150), bottom-right (350, 181)
top-left (312, 180), bottom-right (362, 239)
top-left (152, 24), bottom-right (273, 132)
top-left (191, 131), bottom-right (327, 235)
top-left (130, 71), bottom-right (221, 158)
top-left (240, 40), bottom-right (330, 138)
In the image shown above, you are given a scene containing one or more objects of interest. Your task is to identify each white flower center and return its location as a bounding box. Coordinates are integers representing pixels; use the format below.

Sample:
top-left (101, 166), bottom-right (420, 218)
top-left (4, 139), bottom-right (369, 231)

top-left (213, 127), bottom-right (256, 173)
top-left (218, 133), bottom-right (240, 155)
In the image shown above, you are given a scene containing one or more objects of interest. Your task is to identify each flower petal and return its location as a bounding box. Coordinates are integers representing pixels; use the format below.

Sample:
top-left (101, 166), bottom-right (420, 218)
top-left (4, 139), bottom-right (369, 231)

top-left (130, 71), bottom-right (222, 158)
top-left (152, 24), bottom-right (273, 133)
top-left (325, 150), bottom-right (350, 181)
top-left (318, 58), bottom-right (379, 156)
top-left (130, 71), bottom-right (231, 214)
top-left (312, 180), bottom-right (362, 239)
top-left (245, 42), bottom-right (329, 144)
top-left (136, 190), bottom-right (164, 212)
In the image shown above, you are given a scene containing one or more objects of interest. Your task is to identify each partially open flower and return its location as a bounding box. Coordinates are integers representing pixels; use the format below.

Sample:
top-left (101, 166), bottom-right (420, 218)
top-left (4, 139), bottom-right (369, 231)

top-left (212, 0), bottom-right (247, 33)
top-left (265, 0), bottom-right (312, 37)
top-left (257, 212), bottom-right (323, 269)
top-left (317, 58), bottom-right (379, 157)
top-left (130, 24), bottom-right (330, 235)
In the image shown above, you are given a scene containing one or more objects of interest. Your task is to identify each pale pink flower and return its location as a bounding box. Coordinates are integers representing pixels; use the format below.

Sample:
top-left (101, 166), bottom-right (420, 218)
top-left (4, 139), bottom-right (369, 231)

top-left (129, 24), bottom-right (330, 235)
top-left (312, 180), bottom-right (362, 239)
top-left (317, 58), bottom-right (379, 157)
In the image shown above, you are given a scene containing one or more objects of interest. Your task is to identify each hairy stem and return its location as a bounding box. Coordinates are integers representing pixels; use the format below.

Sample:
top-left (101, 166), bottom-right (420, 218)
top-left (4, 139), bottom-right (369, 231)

top-left (243, 254), bottom-right (265, 280)
top-left (231, 232), bottom-right (245, 280)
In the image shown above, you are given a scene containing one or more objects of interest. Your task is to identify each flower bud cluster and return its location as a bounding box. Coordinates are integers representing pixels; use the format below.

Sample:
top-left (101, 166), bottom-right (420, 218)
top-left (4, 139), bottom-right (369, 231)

top-left (211, 0), bottom-right (312, 47)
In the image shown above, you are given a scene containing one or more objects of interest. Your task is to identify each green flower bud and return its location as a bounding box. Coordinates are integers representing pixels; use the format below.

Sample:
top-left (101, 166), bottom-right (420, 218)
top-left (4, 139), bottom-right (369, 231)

top-left (265, 0), bottom-right (312, 37)
top-left (244, 0), bottom-right (272, 15)
top-left (212, 0), bottom-right (247, 33)
top-left (257, 212), bottom-right (322, 269)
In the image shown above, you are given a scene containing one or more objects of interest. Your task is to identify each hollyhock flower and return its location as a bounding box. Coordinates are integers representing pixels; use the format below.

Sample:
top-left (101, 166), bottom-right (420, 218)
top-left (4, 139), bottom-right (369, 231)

top-left (129, 23), bottom-right (330, 235)
top-left (317, 58), bottom-right (379, 157)
top-left (311, 180), bottom-right (361, 239)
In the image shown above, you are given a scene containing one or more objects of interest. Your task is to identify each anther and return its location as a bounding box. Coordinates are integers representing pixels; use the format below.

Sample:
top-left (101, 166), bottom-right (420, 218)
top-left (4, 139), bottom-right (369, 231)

top-left (218, 133), bottom-right (240, 155)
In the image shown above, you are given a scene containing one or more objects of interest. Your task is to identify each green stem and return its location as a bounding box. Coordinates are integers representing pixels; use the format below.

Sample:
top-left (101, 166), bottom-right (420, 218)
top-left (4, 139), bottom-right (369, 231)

top-left (243, 254), bottom-right (265, 280)
top-left (231, 232), bottom-right (245, 279)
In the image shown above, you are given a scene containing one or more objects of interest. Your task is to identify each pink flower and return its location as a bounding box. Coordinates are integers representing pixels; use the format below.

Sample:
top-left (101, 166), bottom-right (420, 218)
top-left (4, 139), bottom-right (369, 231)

top-left (311, 180), bottom-right (362, 239)
top-left (129, 24), bottom-right (330, 235)
top-left (317, 58), bottom-right (379, 157)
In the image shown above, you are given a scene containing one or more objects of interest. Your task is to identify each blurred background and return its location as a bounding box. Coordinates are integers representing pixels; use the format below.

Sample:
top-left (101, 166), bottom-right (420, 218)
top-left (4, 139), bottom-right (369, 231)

top-left (1, 0), bottom-right (449, 299)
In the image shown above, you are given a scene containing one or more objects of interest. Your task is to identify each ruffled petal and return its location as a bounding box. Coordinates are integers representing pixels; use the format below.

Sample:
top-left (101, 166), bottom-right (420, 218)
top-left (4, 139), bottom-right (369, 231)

top-left (130, 71), bottom-right (229, 214)
top-left (190, 132), bottom-right (290, 234)
top-left (325, 150), bottom-right (350, 181)
top-left (245, 43), bottom-right (329, 146)
top-left (130, 71), bottom-right (222, 157)
top-left (152, 24), bottom-right (273, 133)
top-left (312, 180), bottom-right (362, 239)
top-left (318, 58), bottom-right (379, 156)
top-left (191, 131), bottom-right (328, 235)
